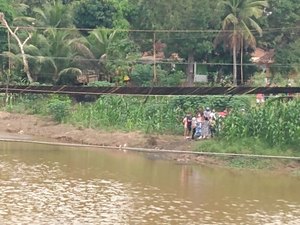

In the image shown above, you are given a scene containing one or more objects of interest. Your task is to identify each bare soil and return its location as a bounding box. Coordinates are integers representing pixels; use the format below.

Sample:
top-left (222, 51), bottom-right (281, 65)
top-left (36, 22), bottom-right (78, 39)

top-left (0, 111), bottom-right (194, 150)
top-left (0, 111), bottom-right (299, 173)
top-left (0, 111), bottom-right (213, 164)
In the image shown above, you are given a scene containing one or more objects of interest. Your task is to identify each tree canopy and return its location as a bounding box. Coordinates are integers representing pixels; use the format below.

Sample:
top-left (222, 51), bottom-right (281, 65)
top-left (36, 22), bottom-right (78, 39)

top-left (0, 0), bottom-right (299, 86)
top-left (73, 0), bottom-right (116, 31)
top-left (215, 0), bottom-right (268, 85)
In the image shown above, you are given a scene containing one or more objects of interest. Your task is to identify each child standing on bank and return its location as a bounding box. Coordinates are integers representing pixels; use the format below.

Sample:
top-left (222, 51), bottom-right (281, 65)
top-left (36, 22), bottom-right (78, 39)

top-left (182, 112), bottom-right (192, 139)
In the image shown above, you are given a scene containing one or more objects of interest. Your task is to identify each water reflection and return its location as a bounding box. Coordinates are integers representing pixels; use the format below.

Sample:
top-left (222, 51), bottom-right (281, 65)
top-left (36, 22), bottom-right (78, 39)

top-left (0, 141), bottom-right (299, 224)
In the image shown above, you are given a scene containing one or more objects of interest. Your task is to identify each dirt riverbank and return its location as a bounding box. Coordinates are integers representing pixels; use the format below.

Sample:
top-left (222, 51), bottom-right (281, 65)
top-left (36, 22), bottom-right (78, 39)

top-left (0, 111), bottom-right (299, 173)
top-left (0, 111), bottom-right (194, 150)
top-left (0, 111), bottom-right (213, 163)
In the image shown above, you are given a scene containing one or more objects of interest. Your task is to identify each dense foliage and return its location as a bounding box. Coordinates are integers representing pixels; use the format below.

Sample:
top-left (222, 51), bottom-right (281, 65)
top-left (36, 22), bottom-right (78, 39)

top-left (0, 0), bottom-right (14, 72)
top-left (0, 0), bottom-right (298, 86)
top-left (4, 94), bottom-right (251, 134)
top-left (260, 0), bottom-right (300, 75)
top-left (221, 99), bottom-right (300, 148)
top-left (0, 0), bottom-right (299, 156)
top-left (73, 0), bottom-right (117, 31)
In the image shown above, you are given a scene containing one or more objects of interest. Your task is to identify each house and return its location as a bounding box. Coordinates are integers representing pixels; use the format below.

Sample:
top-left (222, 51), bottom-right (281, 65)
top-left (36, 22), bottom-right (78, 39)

top-left (250, 48), bottom-right (275, 85)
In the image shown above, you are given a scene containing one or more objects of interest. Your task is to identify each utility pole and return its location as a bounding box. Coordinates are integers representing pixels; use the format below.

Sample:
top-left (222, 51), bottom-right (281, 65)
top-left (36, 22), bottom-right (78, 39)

top-left (5, 30), bottom-right (11, 105)
top-left (153, 32), bottom-right (157, 84)
top-left (7, 30), bottom-right (10, 76)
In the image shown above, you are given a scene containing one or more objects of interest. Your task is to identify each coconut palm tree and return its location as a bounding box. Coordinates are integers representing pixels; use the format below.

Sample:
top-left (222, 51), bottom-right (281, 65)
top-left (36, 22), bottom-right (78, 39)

top-left (2, 1), bottom-right (75, 84)
top-left (43, 28), bottom-right (81, 82)
top-left (22, 28), bottom-right (82, 84)
top-left (32, 0), bottom-right (73, 28)
top-left (215, 0), bottom-right (268, 85)
top-left (24, 31), bottom-right (53, 82)
top-left (72, 28), bottom-right (117, 81)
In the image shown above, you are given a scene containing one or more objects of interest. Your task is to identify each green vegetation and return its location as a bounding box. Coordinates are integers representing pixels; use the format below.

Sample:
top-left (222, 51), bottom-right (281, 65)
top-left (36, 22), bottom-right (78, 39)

top-left (221, 100), bottom-right (300, 147)
top-left (3, 94), bottom-right (300, 158)
top-left (193, 98), bottom-right (300, 157)
top-left (47, 95), bottom-right (72, 122)
top-left (0, 0), bottom-right (299, 168)
top-left (0, 0), bottom-right (298, 85)
top-left (2, 94), bottom-right (252, 133)
top-left (195, 137), bottom-right (300, 157)
top-left (215, 0), bottom-right (268, 85)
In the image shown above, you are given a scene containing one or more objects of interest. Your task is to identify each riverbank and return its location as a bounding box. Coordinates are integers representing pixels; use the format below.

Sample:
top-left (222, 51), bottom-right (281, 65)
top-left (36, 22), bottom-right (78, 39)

top-left (0, 111), bottom-right (196, 150)
top-left (0, 111), bottom-right (299, 175)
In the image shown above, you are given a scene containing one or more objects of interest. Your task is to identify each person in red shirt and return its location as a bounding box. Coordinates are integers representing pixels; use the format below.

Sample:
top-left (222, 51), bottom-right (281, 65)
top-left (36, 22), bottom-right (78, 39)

top-left (256, 93), bottom-right (265, 104)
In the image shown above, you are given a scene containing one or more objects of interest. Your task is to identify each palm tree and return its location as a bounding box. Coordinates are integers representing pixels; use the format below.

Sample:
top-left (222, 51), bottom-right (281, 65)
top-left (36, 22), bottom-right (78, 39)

top-left (72, 28), bottom-right (117, 81)
top-left (44, 28), bottom-right (81, 82)
top-left (33, 0), bottom-right (73, 28)
top-left (23, 28), bottom-right (82, 84)
top-left (24, 31), bottom-right (53, 82)
top-left (2, 1), bottom-right (75, 84)
top-left (215, 0), bottom-right (268, 85)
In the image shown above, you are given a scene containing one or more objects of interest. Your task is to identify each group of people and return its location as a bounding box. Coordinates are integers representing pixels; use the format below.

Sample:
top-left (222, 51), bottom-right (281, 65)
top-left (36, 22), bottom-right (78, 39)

top-left (182, 107), bottom-right (227, 140)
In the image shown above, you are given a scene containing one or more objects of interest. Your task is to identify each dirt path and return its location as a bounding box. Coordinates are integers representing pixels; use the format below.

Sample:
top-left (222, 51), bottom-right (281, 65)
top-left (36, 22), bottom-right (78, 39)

top-left (0, 111), bottom-right (196, 151)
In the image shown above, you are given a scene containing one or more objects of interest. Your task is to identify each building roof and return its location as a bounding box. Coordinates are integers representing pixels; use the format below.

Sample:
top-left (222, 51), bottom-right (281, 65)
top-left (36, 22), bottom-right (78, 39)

top-left (251, 48), bottom-right (275, 64)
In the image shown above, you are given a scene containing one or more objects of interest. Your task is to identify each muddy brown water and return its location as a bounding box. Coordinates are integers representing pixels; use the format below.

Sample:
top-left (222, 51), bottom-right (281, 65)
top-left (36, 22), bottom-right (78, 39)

top-left (0, 141), bottom-right (299, 225)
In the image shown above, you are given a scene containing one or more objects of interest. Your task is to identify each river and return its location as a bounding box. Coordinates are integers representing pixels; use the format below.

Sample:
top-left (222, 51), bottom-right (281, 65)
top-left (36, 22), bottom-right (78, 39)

top-left (0, 141), bottom-right (299, 224)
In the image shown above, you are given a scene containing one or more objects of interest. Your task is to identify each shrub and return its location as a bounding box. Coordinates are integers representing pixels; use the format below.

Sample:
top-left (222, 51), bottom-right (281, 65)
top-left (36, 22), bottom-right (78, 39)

top-left (47, 96), bottom-right (72, 122)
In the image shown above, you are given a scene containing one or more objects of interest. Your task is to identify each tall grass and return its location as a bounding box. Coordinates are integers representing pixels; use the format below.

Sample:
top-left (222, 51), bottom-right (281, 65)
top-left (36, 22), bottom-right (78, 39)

top-left (67, 96), bottom-right (184, 134)
top-left (3, 94), bottom-right (299, 154)
top-left (221, 99), bottom-right (300, 149)
top-left (65, 95), bottom-right (252, 134)
top-left (3, 94), bottom-right (251, 134)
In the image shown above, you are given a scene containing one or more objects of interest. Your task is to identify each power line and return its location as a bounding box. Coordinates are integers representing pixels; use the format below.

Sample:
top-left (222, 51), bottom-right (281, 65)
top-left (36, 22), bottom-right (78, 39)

top-left (0, 32), bottom-right (295, 44)
top-left (0, 53), bottom-right (298, 68)
top-left (0, 33), bottom-right (276, 44)
top-left (1, 25), bottom-right (300, 33)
